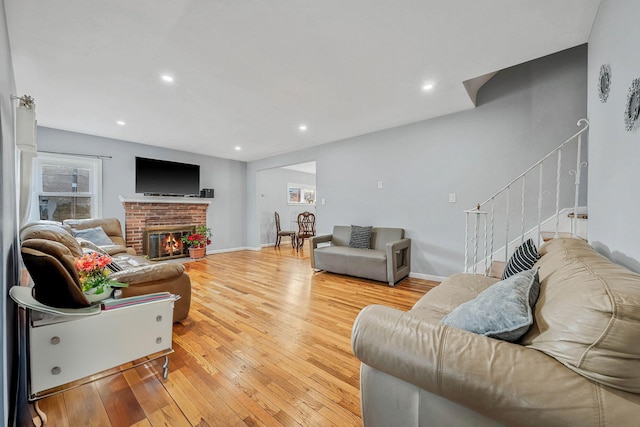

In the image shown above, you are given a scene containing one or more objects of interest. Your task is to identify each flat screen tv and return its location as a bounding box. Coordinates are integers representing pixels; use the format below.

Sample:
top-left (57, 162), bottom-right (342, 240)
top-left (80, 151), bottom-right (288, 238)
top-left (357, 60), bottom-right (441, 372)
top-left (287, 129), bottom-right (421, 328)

top-left (135, 157), bottom-right (200, 196)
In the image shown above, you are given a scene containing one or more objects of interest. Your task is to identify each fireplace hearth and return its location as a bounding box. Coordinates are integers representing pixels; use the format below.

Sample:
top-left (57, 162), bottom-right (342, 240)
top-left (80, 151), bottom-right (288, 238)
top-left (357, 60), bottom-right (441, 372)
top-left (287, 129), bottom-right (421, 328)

top-left (144, 225), bottom-right (196, 260)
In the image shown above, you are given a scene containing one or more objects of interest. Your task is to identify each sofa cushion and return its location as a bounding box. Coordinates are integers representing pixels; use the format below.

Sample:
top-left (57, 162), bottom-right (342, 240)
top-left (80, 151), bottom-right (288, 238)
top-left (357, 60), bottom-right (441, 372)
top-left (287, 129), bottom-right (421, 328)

top-left (314, 246), bottom-right (349, 273)
top-left (331, 225), bottom-right (352, 247)
top-left (502, 238), bottom-right (539, 279)
top-left (522, 238), bottom-right (640, 393)
top-left (20, 223), bottom-right (83, 257)
top-left (370, 227), bottom-right (404, 251)
top-left (72, 226), bottom-right (114, 246)
top-left (349, 225), bottom-right (373, 249)
top-left (441, 269), bottom-right (540, 342)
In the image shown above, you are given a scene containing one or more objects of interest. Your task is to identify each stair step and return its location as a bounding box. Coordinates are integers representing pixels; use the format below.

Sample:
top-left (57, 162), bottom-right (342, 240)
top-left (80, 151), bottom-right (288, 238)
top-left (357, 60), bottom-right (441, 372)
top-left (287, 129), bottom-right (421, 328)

top-left (567, 212), bottom-right (588, 219)
top-left (488, 261), bottom-right (506, 278)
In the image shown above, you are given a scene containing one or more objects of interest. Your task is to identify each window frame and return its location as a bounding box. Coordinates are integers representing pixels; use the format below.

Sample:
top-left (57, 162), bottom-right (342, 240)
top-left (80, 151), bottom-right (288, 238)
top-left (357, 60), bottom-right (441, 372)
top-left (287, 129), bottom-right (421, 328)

top-left (29, 153), bottom-right (103, 221)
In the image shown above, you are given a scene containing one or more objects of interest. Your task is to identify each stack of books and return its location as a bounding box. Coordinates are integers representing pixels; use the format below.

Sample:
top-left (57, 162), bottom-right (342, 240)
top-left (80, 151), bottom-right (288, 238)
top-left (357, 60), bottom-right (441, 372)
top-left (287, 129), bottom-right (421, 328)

top-left (101, 292), bottom-right (178, 311)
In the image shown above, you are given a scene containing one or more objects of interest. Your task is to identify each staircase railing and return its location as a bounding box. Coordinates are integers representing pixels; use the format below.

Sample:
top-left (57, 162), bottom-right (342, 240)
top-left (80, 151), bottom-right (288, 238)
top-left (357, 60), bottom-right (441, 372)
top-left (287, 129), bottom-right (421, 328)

top-left (464, 119), bottom-right (589, 276)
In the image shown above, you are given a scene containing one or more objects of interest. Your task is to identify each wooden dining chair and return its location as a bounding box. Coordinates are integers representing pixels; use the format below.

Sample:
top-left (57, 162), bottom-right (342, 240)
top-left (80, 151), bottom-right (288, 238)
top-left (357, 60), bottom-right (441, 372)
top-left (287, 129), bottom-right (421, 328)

top-left (296, 211), bottom-right (316, 251)
top-left (274, 211), bottom-right (296, 248)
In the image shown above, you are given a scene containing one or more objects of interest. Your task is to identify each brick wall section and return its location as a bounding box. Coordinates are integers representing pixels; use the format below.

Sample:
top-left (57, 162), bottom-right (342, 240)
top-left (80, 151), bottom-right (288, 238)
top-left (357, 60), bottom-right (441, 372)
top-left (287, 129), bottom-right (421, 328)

top-left (122, 202), bottom-right (209, 255)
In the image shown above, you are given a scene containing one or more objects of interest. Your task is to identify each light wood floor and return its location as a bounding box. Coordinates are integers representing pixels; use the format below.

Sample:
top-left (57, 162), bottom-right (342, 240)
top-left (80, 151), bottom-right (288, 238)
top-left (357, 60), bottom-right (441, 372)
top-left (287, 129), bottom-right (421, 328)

top-left (33, 247), bottom-right (437, 427)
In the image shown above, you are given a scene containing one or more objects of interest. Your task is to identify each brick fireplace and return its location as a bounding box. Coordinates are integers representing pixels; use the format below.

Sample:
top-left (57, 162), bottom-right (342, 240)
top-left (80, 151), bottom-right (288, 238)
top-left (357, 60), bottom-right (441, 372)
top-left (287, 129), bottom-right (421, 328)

top-left (119, 196), bottom-right (211, 256)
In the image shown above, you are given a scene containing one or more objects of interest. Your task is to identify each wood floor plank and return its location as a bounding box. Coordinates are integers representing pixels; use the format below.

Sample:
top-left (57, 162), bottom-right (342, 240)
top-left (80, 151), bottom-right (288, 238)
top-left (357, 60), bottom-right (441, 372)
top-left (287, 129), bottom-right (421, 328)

top-left (35, 393), bottom-right (69, 427)
top-left (62, 383), bottom-right (112, 427)
top-left (31, 248), bottom-right (437, 426)
top-left (95, 374), bottom-right (147, 427)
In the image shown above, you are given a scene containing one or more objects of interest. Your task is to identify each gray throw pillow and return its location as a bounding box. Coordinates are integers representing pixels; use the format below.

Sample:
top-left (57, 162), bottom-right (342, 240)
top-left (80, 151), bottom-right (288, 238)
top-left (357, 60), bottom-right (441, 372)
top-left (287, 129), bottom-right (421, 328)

top-left (72, 226), bottom-right (114, 246)
top-left (349, 225), bottom-right (373, 249)
top-left (441, 269), bottom-right (540, 342)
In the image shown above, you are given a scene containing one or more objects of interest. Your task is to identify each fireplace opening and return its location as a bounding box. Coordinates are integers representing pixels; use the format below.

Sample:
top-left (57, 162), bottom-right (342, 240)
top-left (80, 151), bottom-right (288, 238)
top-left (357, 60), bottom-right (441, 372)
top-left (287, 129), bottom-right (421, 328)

top-left (144, 225), bottom-right (196, 260)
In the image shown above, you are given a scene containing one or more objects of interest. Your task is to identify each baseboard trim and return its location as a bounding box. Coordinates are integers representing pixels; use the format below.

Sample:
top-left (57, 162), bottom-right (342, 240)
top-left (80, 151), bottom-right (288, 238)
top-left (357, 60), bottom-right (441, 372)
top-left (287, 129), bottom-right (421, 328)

top-left (410, 272), bottom-right (445, 282)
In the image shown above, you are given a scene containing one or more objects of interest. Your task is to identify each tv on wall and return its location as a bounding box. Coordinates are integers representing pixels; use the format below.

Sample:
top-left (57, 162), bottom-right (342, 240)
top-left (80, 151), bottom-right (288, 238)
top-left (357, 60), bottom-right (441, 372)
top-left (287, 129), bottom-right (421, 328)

top-left (135, 157), bottom-right (200, 196)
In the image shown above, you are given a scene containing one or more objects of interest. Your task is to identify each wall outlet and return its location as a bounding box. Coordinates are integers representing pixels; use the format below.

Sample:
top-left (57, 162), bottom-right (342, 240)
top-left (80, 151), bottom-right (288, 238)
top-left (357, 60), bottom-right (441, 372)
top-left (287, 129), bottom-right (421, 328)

top-left (321, 198), bottom-right (326, 205)
top-left (449, 193), bottom-right (456, 203)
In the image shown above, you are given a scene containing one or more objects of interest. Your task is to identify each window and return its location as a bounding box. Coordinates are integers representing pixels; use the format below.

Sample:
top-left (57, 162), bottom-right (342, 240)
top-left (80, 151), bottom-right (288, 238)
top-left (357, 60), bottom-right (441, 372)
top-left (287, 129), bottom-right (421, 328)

top-left (287, 183), bottom-right (316, 205)
top-left (29, 154), bottom-right (102, 222)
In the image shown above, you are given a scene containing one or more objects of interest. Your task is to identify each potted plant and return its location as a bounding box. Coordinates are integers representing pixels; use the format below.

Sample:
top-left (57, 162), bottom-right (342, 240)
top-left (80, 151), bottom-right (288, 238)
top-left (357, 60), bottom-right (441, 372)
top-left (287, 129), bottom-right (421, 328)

top-left (181, 225), bottom-right (212, 259)
top-left (75, 252), bottom-right (128, 303)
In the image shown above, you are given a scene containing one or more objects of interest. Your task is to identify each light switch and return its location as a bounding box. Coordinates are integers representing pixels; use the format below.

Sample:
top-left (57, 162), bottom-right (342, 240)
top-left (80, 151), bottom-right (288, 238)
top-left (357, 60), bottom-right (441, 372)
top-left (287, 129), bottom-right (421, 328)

top-left (321, 198), bottom-right (326, 205)
top-left (449, 193), bottom-right (456, 203)
top-left (377, 180), bottom-right (383, 189)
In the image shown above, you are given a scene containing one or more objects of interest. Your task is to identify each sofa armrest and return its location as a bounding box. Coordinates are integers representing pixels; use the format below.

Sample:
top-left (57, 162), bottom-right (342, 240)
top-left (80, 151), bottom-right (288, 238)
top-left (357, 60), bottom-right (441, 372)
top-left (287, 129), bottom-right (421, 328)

top-left (110, 263), bottom-right (185, 285)
top-left (352, 304), bottom-right (611, 426)
top-left (310, 234), bottom-right (333, 269)
top-left (386, 238), bottom-right (411, 285)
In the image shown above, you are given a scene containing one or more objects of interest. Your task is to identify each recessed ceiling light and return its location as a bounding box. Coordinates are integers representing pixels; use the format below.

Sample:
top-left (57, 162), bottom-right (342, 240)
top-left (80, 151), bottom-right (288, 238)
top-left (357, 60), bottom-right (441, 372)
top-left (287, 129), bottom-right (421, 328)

top-left (298, 124), bottom-right (308, 131)
top-left (234, 146), bottom-right (242, 151)
top-left (116, 120), bottom-right (126, 126)
top-left (161, 74), bottom-right (174, 83)
top-left (422, 83), bottom-right (434, 91)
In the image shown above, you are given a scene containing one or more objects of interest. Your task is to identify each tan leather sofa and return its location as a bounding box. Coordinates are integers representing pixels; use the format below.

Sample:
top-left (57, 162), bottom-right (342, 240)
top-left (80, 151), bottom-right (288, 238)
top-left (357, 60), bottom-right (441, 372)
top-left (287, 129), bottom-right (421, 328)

top-left (20, 219), bottom-right (191, 322)
top-left (352, 238), bottom-right (640, 426)
top-left (310, 225), bottom-right (411, 286)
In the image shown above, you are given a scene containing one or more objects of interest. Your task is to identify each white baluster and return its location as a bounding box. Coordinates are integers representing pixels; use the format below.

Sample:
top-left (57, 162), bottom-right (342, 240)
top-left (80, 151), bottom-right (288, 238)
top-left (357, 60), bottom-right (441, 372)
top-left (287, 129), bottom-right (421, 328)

top-left (464, 212), bottom-right (469, 272)
top-left (537, 163), bottom-right (543, 248)
top-left (555, 149), bottom-right (562, 237)
top-left (505, 186), bottom-right (510, 262)
top-left (489, 198), bottom-right (495, 277)
top-left (483, 207), bottom-right (488, 275)
top-left (521, 176), bottom-right (526, 244)
top-left (473, 211), bottom-right (479, 274)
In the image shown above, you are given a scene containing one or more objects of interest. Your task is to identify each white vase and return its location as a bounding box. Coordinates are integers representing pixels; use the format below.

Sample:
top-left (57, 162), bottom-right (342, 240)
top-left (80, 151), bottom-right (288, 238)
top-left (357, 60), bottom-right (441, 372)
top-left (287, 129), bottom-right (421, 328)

top-left (84, 285), bottom-right (113, 304)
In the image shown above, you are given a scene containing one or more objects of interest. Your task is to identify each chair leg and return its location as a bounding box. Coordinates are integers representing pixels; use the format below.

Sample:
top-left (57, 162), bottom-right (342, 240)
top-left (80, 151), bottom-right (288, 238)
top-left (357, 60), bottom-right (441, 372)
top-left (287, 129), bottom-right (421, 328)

top-left (290, 234), bottom-right (296, 248)
top-left (275, 235), bottom-right (280, 248)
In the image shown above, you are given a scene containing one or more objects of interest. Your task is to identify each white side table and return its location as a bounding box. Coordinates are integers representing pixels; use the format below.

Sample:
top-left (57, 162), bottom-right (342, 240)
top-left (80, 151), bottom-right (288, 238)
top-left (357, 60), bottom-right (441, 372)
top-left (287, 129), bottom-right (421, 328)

top-left (10, 286), bottom-right (176, 426)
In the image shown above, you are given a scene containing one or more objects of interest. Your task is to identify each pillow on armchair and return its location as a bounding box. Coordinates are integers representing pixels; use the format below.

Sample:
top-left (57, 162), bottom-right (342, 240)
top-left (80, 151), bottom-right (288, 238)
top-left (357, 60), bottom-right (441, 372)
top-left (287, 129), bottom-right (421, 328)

top-left (72, 226), bottom-right (114, 246)
top-left (502, 239), bottom-right (539, 279)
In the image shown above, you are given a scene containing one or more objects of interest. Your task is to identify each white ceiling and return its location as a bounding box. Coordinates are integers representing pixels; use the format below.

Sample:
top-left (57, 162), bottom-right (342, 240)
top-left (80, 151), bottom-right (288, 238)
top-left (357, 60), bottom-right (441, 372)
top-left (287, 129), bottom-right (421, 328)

top-left (5, 1), bottom-right (601, 162)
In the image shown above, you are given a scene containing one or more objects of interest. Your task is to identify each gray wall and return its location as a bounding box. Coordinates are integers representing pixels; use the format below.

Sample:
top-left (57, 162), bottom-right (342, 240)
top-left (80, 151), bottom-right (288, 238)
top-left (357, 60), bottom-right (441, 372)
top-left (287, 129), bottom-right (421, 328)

top-left (36, 128), bottom-right (248, 251)
top-left (248, 45), bottom-right (588, 278)
top-left (257, 167), bottom-right (315, 245)
top-left (1, 0), bottom-right (19, 423)
top-left (587, 0), bottom-right (640, 272)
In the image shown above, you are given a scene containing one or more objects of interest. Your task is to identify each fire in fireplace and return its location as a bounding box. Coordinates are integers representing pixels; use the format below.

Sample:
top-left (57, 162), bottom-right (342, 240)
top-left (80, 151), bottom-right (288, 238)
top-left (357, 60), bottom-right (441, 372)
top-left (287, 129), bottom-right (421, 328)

top-left (144, 225), bottom-right (196, 260)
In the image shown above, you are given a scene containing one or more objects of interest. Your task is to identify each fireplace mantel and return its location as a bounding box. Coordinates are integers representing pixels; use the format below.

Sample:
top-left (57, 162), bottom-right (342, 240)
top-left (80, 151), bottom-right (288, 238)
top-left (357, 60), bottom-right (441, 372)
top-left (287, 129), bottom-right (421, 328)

top-left (118, 195), bottom-right (211, 205)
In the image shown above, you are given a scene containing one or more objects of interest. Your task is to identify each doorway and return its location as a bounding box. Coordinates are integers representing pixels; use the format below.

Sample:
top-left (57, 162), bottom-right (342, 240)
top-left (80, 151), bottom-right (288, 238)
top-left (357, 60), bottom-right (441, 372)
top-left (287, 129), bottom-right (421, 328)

top-left (257, 161), bottom-right (316, 247)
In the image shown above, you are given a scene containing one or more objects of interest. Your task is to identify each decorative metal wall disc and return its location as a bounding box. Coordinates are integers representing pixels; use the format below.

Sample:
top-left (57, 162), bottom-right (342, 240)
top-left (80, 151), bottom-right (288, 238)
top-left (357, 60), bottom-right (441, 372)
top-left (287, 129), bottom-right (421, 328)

top-left (624, 78), bottom-right (640, 131)
top-left (598, 64), bottom-right (611, 103)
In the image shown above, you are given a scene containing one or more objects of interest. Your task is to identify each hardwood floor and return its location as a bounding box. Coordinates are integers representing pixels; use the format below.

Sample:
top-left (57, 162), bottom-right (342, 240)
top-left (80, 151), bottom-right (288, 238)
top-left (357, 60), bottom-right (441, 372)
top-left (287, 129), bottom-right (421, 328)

top-left (32, 247), bottom-right (437, 427)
